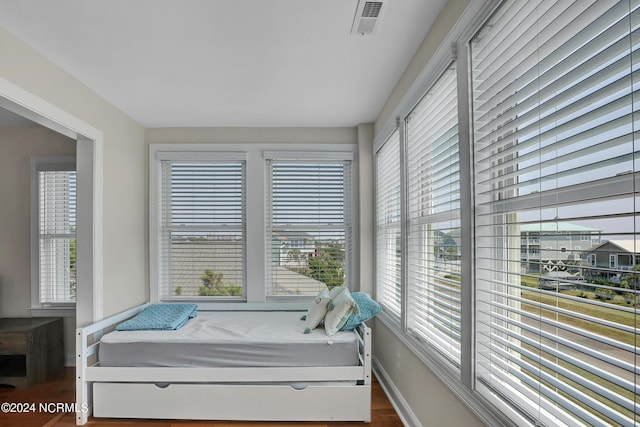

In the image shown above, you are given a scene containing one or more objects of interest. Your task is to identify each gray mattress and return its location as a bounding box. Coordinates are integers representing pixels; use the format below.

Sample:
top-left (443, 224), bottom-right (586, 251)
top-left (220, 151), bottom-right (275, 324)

top-left (98, 311), bottom-right (359, 368)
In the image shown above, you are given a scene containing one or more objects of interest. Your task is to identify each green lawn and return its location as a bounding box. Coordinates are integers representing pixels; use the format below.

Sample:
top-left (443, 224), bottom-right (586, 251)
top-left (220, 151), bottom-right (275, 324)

top-left (520, 278), bottom-right (637, 345)
top-left (441, 273), bottom-right (636, 422)
top-left (519, 278), bottom-right (637, 424)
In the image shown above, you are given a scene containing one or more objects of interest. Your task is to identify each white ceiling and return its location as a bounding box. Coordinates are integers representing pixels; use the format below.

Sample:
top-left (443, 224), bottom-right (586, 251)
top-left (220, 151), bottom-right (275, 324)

top-left (0, 0), bottom-right (447, 128)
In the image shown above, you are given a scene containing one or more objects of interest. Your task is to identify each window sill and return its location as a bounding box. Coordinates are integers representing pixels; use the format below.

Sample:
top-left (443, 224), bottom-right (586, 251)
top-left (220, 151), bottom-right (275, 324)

top-left (31, 306), bottom-right (76, 318)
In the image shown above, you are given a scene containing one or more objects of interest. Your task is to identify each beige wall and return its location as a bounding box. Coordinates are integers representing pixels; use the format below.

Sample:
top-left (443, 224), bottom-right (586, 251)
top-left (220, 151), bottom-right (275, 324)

top-left (146, 127), bottom-right (357, 145)
top-left (375, 0), bottom-right (471, 134)
top-left (374, 321), bottom-right (483, 426)
top-left (0, 126), bottom-right (77, 358)
top-left (371, 1), bottom-right (484, 426)
top-left (0, 25), bottom-right (147, 318)
top-left (357, 123), bottom-right (374, 295)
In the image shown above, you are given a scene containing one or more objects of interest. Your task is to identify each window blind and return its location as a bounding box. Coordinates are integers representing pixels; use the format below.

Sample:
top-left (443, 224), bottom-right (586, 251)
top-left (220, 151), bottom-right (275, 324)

top-left (375, 130), bottom-right (402, 319)
top-left (38, 170), bottom-right (76, 304)
top-left (159, 160), bottom-right (245, 300)
top-left (472, 1), bottom-right (639, 425)
top-left (405, 64), bottom-right (461, 365)
top-left (266, 159), bottom-right (352, 296)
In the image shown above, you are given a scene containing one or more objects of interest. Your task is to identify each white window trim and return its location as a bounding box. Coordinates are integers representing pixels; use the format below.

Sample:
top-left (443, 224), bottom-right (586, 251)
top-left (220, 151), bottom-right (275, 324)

top-left (149, 143), bottom-right (358, 308)
top-left (372, 1), bottom-right (523, 426)
top-left (374, 129), bottom-right (403, 322)
top-left (374, 1), bottom-right (640, 426)
top-left (155, 152), bottom-right (247, 302)
top-left (30, 156), bottom-right (76, 317)
top-left (264, 150), bottom-right (356, 301)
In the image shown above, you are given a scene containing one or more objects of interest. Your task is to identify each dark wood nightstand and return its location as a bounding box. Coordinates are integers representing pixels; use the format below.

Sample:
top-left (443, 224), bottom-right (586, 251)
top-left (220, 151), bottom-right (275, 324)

top-left (0, 317), bottom-right (64, 388)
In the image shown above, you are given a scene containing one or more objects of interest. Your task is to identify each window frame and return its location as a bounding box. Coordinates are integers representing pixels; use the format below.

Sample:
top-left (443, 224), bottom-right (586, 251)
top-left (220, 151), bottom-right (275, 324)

top-left (470, 2), bottom-right (640, 424)
top-left (30, 156), bottom-right (77, 317)
top-left (156, 152), bottom-right (247, 301)
top-left (375, 129), bottom-right (404, 322)
top-left (150, 143), bottom-right (358, 309)
top-left (373, 38), bottom-right (508, 427)
top-left (373, 1), bottom-right (640, 426)
top-left (264, 150), bottom-right (356, 300)
top-left (403, 61), bottom-right (463, 367)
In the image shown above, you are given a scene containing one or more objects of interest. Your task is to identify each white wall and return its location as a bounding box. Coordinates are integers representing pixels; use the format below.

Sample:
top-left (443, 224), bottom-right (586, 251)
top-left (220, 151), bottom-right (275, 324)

top-left (371, 1), bottom-right (485, 426)
top-left (0, 25), bottom-right (147, 318)
top-left (0, 126), bottom-right (76, 359)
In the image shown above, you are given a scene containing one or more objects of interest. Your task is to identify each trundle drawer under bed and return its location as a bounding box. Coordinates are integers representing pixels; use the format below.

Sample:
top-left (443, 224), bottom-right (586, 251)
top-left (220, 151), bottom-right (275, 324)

top-left (93, 381), bottom-right (371, 421)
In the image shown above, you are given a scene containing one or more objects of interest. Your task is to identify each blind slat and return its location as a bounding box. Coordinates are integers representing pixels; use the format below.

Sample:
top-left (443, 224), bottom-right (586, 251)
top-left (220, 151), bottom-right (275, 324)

top-left (472, 1), bottom-right (639, 425)
top-left (38, 169), bottom-right (76, 304)
top-left (376, 131), bottom-right (402, 319)
top-left (267, 160), bottom-right (352, 296)
top-left (160, 160), bottom-right (246, 299)
top-left (406, 64), bottom-right (461, 365)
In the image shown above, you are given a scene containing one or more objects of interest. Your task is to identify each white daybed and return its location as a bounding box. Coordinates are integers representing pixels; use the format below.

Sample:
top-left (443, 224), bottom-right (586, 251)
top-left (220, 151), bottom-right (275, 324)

top-left (75, 303), bottom-right (371, 425)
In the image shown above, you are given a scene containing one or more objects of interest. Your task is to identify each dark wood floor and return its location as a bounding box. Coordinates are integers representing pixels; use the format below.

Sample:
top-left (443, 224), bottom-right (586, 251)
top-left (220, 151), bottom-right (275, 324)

top-left (0, 368), bottom-right (403, 427)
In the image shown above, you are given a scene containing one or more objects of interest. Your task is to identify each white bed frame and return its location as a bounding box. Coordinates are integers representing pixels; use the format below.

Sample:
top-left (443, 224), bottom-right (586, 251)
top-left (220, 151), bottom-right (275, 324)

top-left (75, 303), bottom-right (372, 425)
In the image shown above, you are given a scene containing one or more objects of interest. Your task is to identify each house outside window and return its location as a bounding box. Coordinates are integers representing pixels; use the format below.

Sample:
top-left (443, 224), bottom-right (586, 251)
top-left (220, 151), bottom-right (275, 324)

top-left (472, 1), bottom-right (638, 424)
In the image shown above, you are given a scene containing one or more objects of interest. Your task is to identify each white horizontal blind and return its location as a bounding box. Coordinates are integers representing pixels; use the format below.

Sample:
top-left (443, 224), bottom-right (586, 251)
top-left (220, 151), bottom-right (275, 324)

top-left (159, 160), bottom-right (245, 300)
top-left (266, 159), bottom-right (352, 296)
top-left (472, 1), bottom-right (640, 425)
top-left (39, 170), bottom-right (76, 304)
top-left (406, 64), bottom-right (461, 366)
top-left (375, 130), bottom-right (402, 319)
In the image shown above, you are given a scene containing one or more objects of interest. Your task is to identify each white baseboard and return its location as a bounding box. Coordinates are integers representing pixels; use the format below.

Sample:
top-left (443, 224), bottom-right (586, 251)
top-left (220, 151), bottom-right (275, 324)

top-left (372, 356), bottom-right (421, 427)
top-left (65, 353), bottom-right (75, 367)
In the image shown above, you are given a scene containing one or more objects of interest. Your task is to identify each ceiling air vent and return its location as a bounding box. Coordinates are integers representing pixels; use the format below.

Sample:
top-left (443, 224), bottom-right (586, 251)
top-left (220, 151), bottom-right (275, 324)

top-left (350, 1), bottom-right (386, 36)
